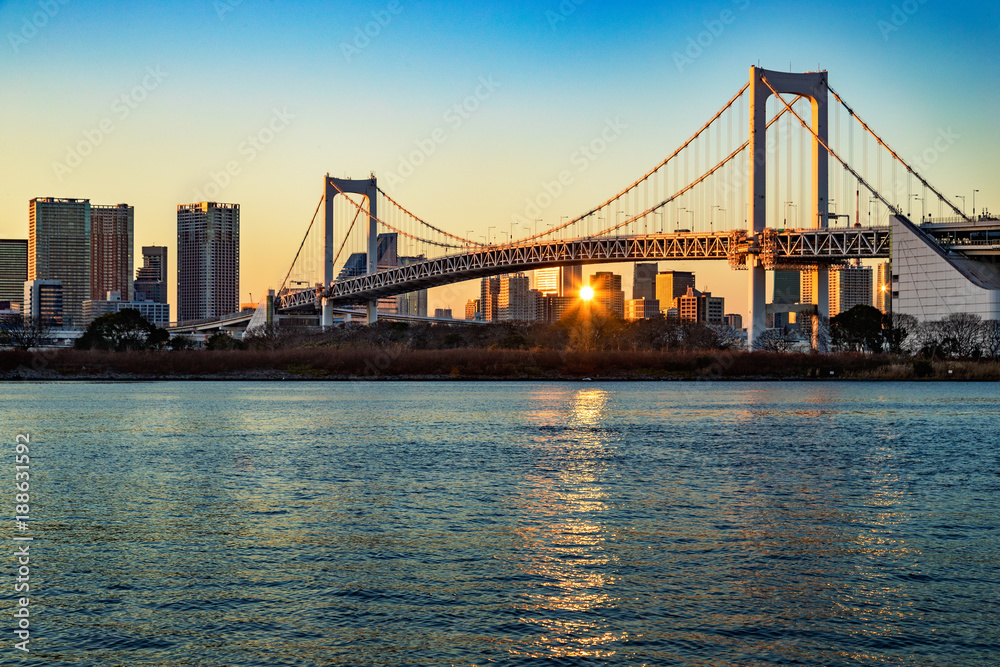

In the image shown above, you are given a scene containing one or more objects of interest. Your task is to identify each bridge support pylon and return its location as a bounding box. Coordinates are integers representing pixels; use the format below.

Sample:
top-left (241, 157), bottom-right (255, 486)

top-left (324, 173), bottom-right (380, 325)
top-left (747, 66), bottom-right (829, 351)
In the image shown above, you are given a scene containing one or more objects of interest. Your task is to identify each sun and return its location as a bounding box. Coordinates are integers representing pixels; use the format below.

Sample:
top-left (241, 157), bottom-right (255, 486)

top-left (580, 286), bottom-right (594, 301)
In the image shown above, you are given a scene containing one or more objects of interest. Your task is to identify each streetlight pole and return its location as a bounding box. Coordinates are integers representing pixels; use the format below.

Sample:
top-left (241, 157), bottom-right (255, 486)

top-left (712, 205), bottom-right (725, 232)
top-left (956, 195), bottom-right (966, 215)
top-left (908, 193), bottom-right (919, 218)
top-left (914, 196), bottom-right (924, 222)
top-left (973, 189), bottom-right (979, 218)
top-left (487, 226), bottom-right (495, 244)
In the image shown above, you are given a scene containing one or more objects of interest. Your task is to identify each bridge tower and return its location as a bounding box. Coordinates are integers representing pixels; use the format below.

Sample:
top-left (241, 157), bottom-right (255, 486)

top-left (748, 67), bottom-right (829, 350)
top-left (324, 174), bottom-right (379, 324)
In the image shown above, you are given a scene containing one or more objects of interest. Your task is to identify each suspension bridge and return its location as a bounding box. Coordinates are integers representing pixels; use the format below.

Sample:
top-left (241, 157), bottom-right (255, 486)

top-left (268, 66), bottom-right (993, 348)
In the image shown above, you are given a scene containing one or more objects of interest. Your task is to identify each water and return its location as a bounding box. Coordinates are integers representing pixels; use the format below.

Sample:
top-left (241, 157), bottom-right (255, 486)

top-left (2, 380), bottom-right (999, 666)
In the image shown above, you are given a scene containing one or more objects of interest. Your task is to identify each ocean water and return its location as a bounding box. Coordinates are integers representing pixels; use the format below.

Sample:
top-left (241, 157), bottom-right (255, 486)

top-left (2, 380), bottom-right (998, 666)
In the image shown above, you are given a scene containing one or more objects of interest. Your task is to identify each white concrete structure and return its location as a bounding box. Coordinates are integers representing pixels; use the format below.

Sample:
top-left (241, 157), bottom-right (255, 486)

top-left (748, 67), bottom-right (829, 349)
top-left (891, 215), bottom-right (1000, 320)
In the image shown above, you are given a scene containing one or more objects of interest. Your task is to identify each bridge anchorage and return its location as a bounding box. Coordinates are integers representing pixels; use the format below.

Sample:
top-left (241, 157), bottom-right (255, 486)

top-left (274, 66), bottom-right (991, 349)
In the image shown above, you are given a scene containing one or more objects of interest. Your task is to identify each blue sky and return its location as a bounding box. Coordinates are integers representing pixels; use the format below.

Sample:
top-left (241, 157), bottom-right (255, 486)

top-left (1, 0), bottom-right (997, 314)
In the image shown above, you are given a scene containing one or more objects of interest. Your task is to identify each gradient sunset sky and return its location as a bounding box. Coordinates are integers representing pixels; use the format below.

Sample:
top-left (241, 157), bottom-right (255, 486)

top-left (2, 0), bottom-right (997, 316)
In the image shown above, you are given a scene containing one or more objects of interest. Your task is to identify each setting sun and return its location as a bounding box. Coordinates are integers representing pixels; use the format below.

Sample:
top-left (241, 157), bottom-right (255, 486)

top-left (580, 286), bottom-right (594, 301)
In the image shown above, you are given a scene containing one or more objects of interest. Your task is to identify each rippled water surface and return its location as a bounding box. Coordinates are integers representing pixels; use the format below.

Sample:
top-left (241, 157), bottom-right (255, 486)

top-left (3, 380), bottom-right (999, 666)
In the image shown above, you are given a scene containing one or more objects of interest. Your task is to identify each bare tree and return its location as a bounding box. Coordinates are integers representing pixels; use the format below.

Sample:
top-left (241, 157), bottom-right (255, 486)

top-left (980, 320), bottom-right (1000, 359)
top-left (756, 328), bottom-right (797, 353)
top-left (938, 313), bottom-right (984, 358)
top-left (0, 317), bottom-right (52, 351)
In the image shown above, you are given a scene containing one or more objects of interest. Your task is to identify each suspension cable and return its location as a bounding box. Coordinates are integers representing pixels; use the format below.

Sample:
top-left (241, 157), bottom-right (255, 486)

top-left (278, 194), bottom-right (324, 294)
top-left (376, 186), bottom-right (482, 246)
top-left (827, 82), bottom-right (967, 220)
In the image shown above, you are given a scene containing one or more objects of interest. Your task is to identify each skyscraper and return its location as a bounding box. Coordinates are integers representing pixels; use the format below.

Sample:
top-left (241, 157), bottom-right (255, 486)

top-left (875, 261), bottom-right (891, 313)
top-left (632, 263), bottom-right (658, 300)
top-left (134, 246), bottom-right (168, 303)
top-left (177, 202), bottom-right (240, 321)
top-left (830, 266), bottom-right (873, 317)
top-left (91, 203), bottom-right (134, 302)
top-left (655, 270), bottom-right (695, 314)
top-left (480, 276), bottom-right (500, 322)
top-left (590, 271), bottom-right (625, 319)
top-left (24, 279), bottom-right (63, 327)
top-left (498, 273), bottom-right (534, 321)
top-left (29, 197), bottom-right (91, 328)
top-left (0, 239), bottom-right (28, 310)
top-left (534, 266), bottom-right (583, 297)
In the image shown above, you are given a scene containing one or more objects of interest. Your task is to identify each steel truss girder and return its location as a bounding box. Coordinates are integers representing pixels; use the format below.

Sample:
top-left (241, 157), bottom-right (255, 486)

top-left (277, 228), bottom-right (891, 310)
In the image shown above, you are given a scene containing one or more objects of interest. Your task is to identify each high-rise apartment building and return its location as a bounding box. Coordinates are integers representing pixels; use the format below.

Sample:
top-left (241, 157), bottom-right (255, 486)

top-left (590, 271), bottom-right (625, 319)
top-left (29, 198), bottom-right (91, 328)
top-left (465, 298), bottom-right (480, 320)
top-left (875, 261), bottom-right (891, 313)
top-left (90, 204), bottom-right (134, 302)
top-left (134, 246), bottom-right (168, 304)
top-left (534, 266), bottom-right (583, 297)
top-left (0, 239), bottom-right (28, 310)
top-left (498, 273), bottom-right (534, 321)
top-left (632, 263), bottom-right (658, 300)
top-left (803, 266), bottom-right (874, 318)
top-left (773, 270), bottom-right (800, 305)
top-left (177, 202), bottom-right (240, 321)
top-left (480, 276), bottom-right (500, 322)
top-left (655, 270), bottom-right (695, 314)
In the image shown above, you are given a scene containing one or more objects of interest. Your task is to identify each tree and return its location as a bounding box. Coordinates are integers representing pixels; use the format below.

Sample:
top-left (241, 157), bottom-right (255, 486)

top-left (756, 328), bottom-right (797, 353)
top-left (75, 309), bottom-right (168, 351)
top-left (243, 323), bottom-right (291, 350)
top-left (883, 312), bottom-right (917, 354)
top-left (830, 305), bottom-right (884, 353)
top-left (0, 317), bottom-right (51, 351)
top-left (205, 332), bottom-right (245, 350)
top-left (937, 313), bottom-right (984, 358)
top-left (981, 320), bottom-right (1000, 359)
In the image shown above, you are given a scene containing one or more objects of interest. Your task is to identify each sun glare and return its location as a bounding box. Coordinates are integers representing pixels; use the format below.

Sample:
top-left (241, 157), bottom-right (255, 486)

top-left (580, 286), bottom-right (594, 301)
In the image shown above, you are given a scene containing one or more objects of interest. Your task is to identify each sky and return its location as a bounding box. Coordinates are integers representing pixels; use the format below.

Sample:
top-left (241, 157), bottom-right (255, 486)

top-left (1, 0), bottom-right (998, 318)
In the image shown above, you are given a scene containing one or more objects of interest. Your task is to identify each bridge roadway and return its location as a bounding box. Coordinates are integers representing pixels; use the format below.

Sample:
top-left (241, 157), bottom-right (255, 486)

top-left (278, 226), bottom-right (891, 310)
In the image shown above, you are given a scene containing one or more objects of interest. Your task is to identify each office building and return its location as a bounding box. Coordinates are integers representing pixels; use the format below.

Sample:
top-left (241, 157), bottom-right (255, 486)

top-left (875, 261), bottom-right (891, 313)
top-left (0, 239), bottom-right (28, 310)
top-left (626, 298), bottom-right (660, 321)
top-left (655, 270), bottom-right (695, 314)
top-left (177, 202), bottom-right (240, 321)
top-left (134, 246), bottom-right (168, 304)
top-left (29, 198), bottom-right (90, 328)
top-left (24, 279), bottom-right (63, 327)
top-left (83, 290), bottom-right (171, 327)
top-left (724, 313), bottom-right (743, 329)
top-left (632, 263), bottom-right (658, 300)
top-left (590, 271), bottom-right (625, 319)
top-left (701, 291), bottom-right (725, 324)
top-left (434, 308), bottom-right (453, 319)
top-left (771, 269), bottom-right (800, 328)
top-left (675, 286), bottom-right (703, 323)
top-left (90, 203), bottom-right (134, 302)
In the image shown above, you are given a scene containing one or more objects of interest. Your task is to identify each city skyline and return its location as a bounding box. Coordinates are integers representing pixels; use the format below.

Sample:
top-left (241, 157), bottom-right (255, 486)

top-left (1, 1), bottom-right (998, 318)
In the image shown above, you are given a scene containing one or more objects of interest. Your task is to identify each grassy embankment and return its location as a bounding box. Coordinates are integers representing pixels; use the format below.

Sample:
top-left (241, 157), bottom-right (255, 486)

top-left (2, 347), bottom-right (998, 380)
